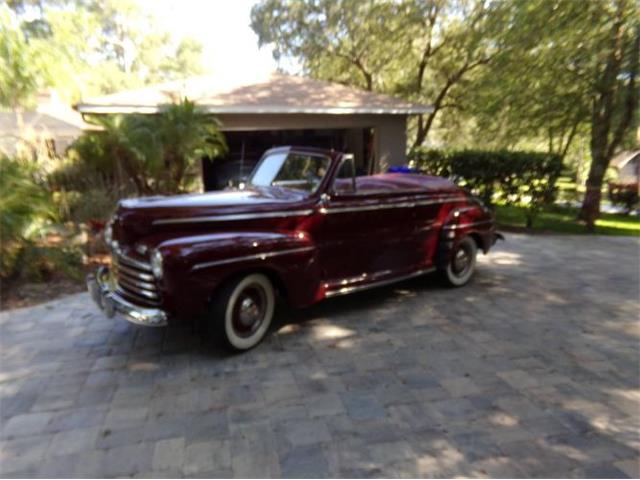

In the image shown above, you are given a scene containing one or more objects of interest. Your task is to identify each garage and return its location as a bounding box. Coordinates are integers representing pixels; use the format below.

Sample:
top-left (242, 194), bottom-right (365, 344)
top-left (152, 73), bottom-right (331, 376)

top-left (75, 73), bottom-right (431, 191)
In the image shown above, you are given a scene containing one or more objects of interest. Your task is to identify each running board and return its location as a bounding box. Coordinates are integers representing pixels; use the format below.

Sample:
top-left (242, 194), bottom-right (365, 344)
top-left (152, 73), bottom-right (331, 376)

top-left (325, 267), bottom-right (436, 298)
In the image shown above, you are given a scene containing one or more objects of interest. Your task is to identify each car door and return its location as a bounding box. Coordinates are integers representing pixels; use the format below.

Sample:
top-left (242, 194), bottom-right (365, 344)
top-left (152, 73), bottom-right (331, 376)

top-left (314, 157), bottom-right (416, 289)
top-left (312, 157), bottom-right (365, 284)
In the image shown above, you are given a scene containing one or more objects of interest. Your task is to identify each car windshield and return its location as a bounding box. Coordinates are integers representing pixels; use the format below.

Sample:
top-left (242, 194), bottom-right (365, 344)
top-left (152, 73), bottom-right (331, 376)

top-left (248, 151), bottom-right (331, 194)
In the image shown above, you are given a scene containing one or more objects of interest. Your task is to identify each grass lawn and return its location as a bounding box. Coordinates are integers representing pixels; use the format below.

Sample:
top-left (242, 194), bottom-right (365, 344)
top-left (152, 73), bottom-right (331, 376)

top-left (495, 204), bottom-right (640, 236)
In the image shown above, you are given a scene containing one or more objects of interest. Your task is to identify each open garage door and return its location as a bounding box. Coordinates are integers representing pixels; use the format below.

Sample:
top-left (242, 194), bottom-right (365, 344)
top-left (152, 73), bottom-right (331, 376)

top-left (202, 128), bottom-right (373, 191)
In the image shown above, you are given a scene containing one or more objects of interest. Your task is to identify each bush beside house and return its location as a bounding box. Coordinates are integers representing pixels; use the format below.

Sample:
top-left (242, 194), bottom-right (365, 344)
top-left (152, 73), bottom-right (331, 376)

top-left (608, 182), bottom-right (640, 213)
top-left (410, 149), bottom-right (564, 228)
top-left (1, 99), bottom-right (227, 306)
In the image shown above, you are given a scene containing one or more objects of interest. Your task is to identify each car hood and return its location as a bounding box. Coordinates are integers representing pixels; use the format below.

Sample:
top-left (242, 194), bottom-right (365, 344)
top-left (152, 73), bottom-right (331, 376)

top-left (113, 186), bottom-right (312, 246)
top-left (119, 186), bottom-right (307, 210)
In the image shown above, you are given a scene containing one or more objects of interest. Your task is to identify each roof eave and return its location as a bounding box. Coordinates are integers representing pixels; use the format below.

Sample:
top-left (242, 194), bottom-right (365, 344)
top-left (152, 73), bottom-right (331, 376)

top-left (74, 104), bottom-right (434, 115)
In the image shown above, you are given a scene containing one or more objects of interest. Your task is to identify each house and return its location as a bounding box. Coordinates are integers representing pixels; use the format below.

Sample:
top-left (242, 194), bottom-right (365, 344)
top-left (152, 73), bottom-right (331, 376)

top-left (75, 73), bottom-right (432, 190)
top-left (0, 90), bottom-right (93, 159)
top-left (610, 150), bottom-right (640, 183)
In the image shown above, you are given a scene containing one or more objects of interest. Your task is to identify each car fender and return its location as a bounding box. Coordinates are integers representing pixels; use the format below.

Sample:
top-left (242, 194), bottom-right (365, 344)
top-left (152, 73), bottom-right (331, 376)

top-left (157, 231), bottom-right (320, 311)
top-left (436, 203), bottom-right (495, 269)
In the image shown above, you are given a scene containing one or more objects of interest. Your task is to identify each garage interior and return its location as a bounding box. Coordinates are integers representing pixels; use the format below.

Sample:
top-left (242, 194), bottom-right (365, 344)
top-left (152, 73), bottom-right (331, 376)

top-left (202, 127), bottom-right (375, 191)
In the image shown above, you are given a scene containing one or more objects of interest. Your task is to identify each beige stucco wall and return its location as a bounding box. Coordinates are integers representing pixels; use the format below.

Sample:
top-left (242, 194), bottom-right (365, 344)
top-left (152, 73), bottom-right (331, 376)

top-left (216, 113), bottom-right (408, 172)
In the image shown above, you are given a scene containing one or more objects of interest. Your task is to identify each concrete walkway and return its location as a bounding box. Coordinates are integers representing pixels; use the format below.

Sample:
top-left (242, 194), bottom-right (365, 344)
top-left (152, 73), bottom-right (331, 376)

top-left (1, 234), bottom-right (639, 478)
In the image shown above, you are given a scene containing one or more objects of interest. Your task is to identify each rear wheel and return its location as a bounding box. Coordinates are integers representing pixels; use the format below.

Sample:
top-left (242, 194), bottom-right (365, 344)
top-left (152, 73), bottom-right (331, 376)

top-left (209, 273), bottom-right (275, 351)
top-left (440, 236), bottom-right (477, 287)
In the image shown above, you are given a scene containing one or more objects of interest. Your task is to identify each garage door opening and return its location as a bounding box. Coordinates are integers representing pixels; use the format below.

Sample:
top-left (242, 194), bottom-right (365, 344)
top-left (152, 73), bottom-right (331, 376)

top-left (202, 128), bottom-right (374, 191)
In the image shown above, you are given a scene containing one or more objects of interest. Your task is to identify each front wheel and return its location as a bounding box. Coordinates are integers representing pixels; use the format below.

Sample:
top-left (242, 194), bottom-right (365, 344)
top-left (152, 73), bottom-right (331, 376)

top-left (439, 236), bottom-right (478, 287)
top-left (209, 273), bottom-right (275, 351)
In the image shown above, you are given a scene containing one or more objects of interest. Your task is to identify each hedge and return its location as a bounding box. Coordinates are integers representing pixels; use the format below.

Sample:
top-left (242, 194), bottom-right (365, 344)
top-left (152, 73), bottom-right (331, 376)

top-left (608, 182), bottom-right (639, 214)
top-left (410, 149), bottom-right (563, 227)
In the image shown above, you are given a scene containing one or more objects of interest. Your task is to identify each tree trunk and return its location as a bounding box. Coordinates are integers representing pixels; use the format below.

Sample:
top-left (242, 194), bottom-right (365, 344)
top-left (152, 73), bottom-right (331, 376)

top-left (578, 5), bottom-right (639, 231)
top-left (579, 146), bottom-right (608, 231)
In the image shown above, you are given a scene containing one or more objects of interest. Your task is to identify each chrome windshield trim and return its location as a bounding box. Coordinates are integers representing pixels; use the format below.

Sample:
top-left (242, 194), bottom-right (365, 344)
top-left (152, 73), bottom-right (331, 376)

top-left (320, 196), bottom-right (466, 214)
top-left (192, 246), bottom-right (315, 271)
top-left (153, 210), bottom-right (314, 225)
top-left (325, 267), bottom-right (436, 298)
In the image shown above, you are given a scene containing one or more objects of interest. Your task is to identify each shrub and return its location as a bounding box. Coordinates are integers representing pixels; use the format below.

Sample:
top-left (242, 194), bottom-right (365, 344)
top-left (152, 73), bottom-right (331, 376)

top-left (0, 156), bottom-right (83, 282)
top-left (68, 98), bottom-right (227, 196)
top-left (608, 182), bottom-right (639, 213)
top-left (410, 149), bottom-right (563, 227)
top-left (47, 156), bottom-right (125, 223)
top-left (0, 156), bottom-right (51, 277)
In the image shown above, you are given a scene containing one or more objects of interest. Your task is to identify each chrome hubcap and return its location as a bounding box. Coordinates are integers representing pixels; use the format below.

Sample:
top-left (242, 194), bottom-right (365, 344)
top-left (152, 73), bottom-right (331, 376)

top-left (232, 285), bottom-right (267, 338)
top-left (239, 297), bottom-right (260, 326)
top-left (453, 248), bottom-right (470, 274)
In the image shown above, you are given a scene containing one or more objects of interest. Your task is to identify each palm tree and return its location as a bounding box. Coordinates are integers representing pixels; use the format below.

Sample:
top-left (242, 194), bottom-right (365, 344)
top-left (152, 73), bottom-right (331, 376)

top-left (153, 98), bottom-right (227, 193)
top-left (77, 98), bottom-right (227, 195)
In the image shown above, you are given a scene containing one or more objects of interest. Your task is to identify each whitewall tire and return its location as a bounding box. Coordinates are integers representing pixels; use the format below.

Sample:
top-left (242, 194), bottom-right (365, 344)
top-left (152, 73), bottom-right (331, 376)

top-left (441, 236), bottom-right (478, 287)
top-left (210, 273), bottom-right (275, 351)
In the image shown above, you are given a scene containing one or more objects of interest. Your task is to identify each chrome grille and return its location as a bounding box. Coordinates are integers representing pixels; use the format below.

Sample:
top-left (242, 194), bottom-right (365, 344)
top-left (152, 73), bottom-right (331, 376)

top-left (112, 253), bottom-right (160, 305)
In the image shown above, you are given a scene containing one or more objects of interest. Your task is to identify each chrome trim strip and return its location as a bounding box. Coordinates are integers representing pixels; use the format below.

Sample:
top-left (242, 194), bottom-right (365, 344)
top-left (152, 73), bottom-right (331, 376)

top-left (115, 274), bottom-right (157, 292)
top-left (87, 268), bottom-right (167, 327)
top-left (116, 252), bottom-right (153, 272)
top-left (114, 262), bottom-right (155, 282)
top-left (116, 285), bottom-right (159, 300)
top-left (321, 196), bottom-right (466, 214)
top-left (325, 267), bottom-right (436, 298)
top-left (336, 188), bottom-right (427, 197)
top-left (153, 210), bottom-right (314, 225)
top-left (192, 246), bottom-right (315, 271)
top-left (443, 220), bottom-right (492, 230)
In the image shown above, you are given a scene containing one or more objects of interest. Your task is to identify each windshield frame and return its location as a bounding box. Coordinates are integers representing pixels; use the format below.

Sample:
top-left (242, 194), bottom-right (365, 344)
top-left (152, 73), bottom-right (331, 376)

top-left (248, 149), bottom-right (333, 196)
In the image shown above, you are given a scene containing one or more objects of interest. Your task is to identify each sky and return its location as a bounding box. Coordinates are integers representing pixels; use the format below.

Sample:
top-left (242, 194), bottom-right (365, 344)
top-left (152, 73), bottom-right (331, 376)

top-left (137, 0), bottom-right (297, 82)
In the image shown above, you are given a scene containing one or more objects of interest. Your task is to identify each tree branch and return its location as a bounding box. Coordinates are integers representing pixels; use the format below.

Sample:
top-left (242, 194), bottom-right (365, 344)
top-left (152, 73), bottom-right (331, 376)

top-left (606, 24), bottom-right (639, 159)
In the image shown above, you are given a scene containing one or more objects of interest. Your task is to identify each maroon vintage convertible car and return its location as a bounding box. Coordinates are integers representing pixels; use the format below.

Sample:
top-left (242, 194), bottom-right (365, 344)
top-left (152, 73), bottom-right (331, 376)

top-left (88, 146), bottom-right (501, 350)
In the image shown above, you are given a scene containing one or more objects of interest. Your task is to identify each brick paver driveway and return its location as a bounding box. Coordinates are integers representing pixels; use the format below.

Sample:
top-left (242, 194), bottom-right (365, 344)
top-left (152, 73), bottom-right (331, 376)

top-left (1, 234), bottom-right (639, 478)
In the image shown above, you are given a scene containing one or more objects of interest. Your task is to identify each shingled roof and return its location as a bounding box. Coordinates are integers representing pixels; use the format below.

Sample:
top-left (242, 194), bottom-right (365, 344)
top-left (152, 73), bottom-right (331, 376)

top-left (75, 73), bottom-right (432, 115)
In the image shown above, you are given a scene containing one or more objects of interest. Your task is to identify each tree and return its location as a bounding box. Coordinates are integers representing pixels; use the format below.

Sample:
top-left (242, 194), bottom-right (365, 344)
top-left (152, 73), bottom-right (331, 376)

top-left (0, 5), bottom-right (51, 111)
top-left (152, 99), bottom-right (227, 193)
top-left (2, 0), bottom-right (206, 106)
top-left (250, 0), bottom-right (499, 148)
top-left (456, 0), bottom-right (638, 229)
top-left (580, 1), bottom-right (639, 229)
top-left (75, 99), bottom-right (227, 195)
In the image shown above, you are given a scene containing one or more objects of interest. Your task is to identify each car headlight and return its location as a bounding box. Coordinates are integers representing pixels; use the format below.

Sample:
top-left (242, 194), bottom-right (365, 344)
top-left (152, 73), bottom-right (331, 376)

top-left (150, 249), bottom-right (164, 279)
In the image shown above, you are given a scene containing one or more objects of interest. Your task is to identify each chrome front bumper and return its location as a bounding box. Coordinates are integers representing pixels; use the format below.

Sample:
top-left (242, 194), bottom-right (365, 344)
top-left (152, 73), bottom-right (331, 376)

top-left (87, 266), bottom-right (168, 327)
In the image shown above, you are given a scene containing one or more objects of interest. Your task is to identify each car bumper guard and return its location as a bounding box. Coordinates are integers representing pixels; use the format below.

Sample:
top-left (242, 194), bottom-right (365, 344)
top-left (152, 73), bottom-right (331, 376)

top-left (86, 266), bottom-right (168, 327)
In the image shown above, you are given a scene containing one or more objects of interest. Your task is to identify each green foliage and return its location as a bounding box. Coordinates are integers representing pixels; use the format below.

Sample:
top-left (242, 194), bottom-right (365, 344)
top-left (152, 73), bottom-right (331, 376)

top-left (151, 99), bottom-right (228, 193)
top-left (251, 0), bottom-right (498, 147)
top-left (11, 241), bottom-right (84, 283)
top-left (0, 155), bottom-right (52, 250)
top-left (495, 204), bottom-right (640, 237)
top-left (608, 182), bottom-right (640, 214)
top-left (411, 149), bottom-right (563, 227)
top-left (0, 6), bottom-right (46, 109)
top-left (1, 156), bottom-right (85, 282)
top-left (1, 0), bottom-right (206, 108)
top-left (67, 98), bottom-right (227, 196)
